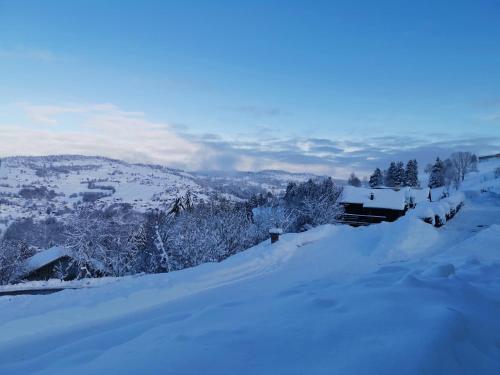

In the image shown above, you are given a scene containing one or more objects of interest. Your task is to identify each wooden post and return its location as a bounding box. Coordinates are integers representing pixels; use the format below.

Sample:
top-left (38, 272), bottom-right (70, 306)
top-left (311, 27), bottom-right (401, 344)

top-left (269, 228), bottom-right (283, 244)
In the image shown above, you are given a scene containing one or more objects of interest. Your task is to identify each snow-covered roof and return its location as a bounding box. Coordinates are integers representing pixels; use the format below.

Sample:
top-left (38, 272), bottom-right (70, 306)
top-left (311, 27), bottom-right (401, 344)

top-left (24, 246), bottom-right (71, 274)
top-left (429, 187), bottom-right (447, 202)
top-left (409, 187), bottom-right (430, 202)
top-left (340, 186), bottom-right (429, 211)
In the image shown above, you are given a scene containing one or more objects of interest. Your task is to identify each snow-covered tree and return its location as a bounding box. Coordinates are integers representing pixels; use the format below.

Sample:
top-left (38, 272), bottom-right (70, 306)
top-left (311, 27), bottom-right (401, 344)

top-left (165, 199), bottom-right (261, 270)
top-left (138, 209), bottom-right (173, 273)
top-left (369, 168), bottom-right (384, 188)
top-left (64, 206), bottom-right (109, 278)
top-left (168, 197), bottom-right (185, 217)
top-left (384, 162), bottom-right (397, 187)
top-left (64, 204), bottom-right (142, 278)
top-left (183, 190), bottom-right (194, 211)
top-left (347, 173), bottom-right (361, 187)
top-left (283, 178), bottom-right (343, 230)
top-left (450, 151), bottom-right (477, 182)
top-left (394, 161), bottom-right (405, 187)
top-left (428, 157), bottom-right (445, 188)
top-left (443, 158), bottom-right (459, 189)
top-left (0, 240), bottom-right (23, 285)
top-left (404, 159), bottom-right (419, 187)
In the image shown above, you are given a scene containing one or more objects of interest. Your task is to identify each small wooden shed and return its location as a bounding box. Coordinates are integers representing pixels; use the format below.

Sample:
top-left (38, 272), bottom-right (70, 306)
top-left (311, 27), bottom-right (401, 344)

top-left (21, 246), bottom-right (78, 281)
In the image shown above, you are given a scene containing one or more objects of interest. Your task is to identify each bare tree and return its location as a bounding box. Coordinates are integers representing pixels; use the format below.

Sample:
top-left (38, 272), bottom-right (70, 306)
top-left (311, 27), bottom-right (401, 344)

top-left (450, 152), bottom-right (477, 182)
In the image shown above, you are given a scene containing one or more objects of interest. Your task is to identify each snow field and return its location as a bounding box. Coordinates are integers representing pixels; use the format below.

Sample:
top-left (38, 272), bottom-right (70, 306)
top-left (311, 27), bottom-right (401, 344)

top-left (0, 159), bottom-right (499, 373)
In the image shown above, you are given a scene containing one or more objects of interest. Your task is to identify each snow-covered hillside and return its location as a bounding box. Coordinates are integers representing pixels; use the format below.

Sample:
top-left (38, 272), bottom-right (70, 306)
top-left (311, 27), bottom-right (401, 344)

top-left (0, 159), bottom-right (499, 374)
top-left (0, 155), bottom-right (317, 231)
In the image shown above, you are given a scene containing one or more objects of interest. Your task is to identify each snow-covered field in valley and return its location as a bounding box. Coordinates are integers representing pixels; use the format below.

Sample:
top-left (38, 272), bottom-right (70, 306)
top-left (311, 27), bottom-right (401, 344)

top-left (1, 160), bottom-right (500, 374)
top-left (0, 155), bottom-right (318, 232)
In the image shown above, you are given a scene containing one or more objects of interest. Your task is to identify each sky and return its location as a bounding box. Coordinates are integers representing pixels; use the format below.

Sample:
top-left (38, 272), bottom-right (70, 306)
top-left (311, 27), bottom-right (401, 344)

top-left (1, 0), bottom-right (500, 178)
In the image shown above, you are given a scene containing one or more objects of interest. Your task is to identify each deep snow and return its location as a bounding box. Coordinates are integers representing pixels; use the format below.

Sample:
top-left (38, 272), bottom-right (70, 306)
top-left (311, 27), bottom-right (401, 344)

top-left (1, 162), bottom-right (500, 374)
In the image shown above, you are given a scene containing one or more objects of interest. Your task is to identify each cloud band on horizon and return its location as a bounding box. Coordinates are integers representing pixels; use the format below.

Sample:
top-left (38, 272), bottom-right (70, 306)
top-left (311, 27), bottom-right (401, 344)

top-left (1, 102), bottom-right (499, 178)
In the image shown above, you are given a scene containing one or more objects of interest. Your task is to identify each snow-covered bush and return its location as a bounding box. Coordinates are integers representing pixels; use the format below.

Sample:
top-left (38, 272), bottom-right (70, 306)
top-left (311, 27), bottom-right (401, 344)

top-left (413, 192), bottom-right (464, 227)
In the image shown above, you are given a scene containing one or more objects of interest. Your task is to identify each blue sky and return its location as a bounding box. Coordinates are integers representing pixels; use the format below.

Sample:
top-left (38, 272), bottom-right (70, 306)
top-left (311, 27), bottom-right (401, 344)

top-left (1, 0), bottom-right (500, 177)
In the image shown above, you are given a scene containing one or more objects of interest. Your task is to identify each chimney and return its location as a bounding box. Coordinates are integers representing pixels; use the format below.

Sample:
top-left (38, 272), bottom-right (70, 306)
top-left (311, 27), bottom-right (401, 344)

top-left (269, 228), bottom-right (283, 244)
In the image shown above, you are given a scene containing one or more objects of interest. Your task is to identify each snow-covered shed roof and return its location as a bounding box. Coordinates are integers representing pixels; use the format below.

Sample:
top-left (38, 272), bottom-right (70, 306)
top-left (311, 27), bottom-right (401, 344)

top-left (340, 186), bottom-right (429, 211)
top-left (429, 187), bottom-right (447, 202)
top-left (23, 246), bottom-right (71, 275)
top-left (409, 187), bottom-right (430, 202)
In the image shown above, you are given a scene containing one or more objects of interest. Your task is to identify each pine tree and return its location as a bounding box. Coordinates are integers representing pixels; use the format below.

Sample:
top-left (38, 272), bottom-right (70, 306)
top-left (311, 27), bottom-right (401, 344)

top-left (428, 157), bottom-right (445, 188)
top-left (404, 159), bottom-right (419, 187)
top-left (385, 162), bottom-right (397, 187)
top-left (394, 161), bottom-right (405, 187)
top-left (369, 168), bottom-right (384, 188)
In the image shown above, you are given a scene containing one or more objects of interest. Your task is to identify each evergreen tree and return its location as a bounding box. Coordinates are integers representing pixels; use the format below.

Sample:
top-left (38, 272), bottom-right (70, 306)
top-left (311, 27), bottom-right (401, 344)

top-left (384, 162), bottom-right (397, 187)
top-left (369, 168), bottom-right (384, 188)
top-left (394, 161), bottom-right (405, 187)
top-left (428, 157), bottom-right (445, 188)
top-left (404, 159), bottom-right (419, 187)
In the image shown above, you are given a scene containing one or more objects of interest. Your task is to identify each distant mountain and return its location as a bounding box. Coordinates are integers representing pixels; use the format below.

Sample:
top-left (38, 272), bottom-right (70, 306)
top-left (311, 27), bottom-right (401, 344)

top-left (0, 155), bottom-right (320, 230)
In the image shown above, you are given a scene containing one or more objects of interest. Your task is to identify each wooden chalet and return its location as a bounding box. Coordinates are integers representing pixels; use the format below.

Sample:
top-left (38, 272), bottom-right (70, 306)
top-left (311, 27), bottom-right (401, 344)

top-left (21, 246), bottom-right (78, 281)
top-left (339, 186), bottom-right (430, 226)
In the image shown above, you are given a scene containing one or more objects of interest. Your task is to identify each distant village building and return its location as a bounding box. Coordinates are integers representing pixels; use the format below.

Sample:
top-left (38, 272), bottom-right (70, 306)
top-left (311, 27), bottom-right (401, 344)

top-left (478, 153), bottom-right (500, 162)
top-left (339, 186), bottom-right (430, 226)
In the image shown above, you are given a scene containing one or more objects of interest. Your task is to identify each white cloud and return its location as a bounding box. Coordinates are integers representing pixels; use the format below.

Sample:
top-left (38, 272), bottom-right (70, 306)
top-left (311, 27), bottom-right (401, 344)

top-left (2, 103), bottom-right (202, 169)
top-left (21, 103), bottom-right (145, 125)
top-left (1, 102), bottom-right (499, 178)
top-left (23, 105), bottom-right (83, 125)
top-left (0, 47), bottom-right (57, 62)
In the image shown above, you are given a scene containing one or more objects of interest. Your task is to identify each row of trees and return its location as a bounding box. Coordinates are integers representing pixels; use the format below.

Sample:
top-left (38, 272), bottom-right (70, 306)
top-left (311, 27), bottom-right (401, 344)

top-left (427, 152), bottom-right (478, 189)
top-left (349, 151), bottom-right (478, 190)
top-left (0, 179), bottom-right (343, 284)
top-left (364, 159), bottom-right (419, 188)
top-left (347, 160), bottom-right (419, 189)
